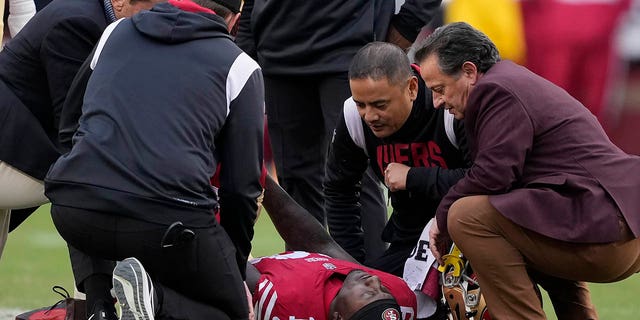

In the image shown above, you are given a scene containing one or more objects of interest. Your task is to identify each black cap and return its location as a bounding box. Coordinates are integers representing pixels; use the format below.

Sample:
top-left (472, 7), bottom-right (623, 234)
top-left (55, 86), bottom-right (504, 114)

top-left (216, 0), bottom-right (241, 13)
top-left (349, 299), bottom-right (402, 320)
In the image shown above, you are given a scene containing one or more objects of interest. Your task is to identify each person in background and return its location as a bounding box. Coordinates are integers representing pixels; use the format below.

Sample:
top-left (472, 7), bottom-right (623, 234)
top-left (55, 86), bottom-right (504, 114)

top-left (45, 0), bottom-right (264, 318)
top-left (417, 22), bottom-right (640, 319)
top-left (521, 0), bottom-right (630, 123)
top-left (236, 0), bottom-right (444, 263)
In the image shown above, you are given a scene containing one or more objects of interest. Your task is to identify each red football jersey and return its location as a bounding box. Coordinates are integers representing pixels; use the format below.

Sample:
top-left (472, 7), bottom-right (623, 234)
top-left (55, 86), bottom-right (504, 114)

top-left (251, 251), bottom-right (417, 320)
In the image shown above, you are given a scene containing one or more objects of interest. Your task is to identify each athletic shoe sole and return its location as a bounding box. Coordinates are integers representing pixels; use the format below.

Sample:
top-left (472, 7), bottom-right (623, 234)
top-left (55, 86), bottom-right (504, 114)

top-left (113, 257), bottom-right (155, 320)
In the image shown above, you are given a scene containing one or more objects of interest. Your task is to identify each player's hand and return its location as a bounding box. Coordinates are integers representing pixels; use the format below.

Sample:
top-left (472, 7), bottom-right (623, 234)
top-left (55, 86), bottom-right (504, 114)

top-left (428, 218), bottom-right (449, 266)
top-left (244, 281), bottom-right (254, 319)
top-left (384, 162), bottom-right (410, 192)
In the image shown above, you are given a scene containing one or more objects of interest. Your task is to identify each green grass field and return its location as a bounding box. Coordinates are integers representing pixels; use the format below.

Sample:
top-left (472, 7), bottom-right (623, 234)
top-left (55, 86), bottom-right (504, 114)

top-left (1, 205), bottom-right (639, 319)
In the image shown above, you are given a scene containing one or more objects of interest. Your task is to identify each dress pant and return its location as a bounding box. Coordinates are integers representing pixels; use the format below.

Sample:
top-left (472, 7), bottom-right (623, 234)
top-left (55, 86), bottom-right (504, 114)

top-left (448, 195), bottom-right (640, 320)
top-left (0, 161), bottom-right (48, 209)
top-left (0, 161), bottom-right (48, 259)
top-left (366, 241), bottom-right (416, 277)
top-left (0, 209), bottom-right (8, 260)
top-left (1, 0), bottom-right (5, 46)
top-left (264, 73), bottom-right (388, 261)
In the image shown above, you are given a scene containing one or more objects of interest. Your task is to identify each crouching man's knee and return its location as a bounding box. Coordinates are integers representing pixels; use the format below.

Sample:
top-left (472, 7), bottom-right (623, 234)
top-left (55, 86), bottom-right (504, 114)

top-left (447, 195), bottom-right (496, 243)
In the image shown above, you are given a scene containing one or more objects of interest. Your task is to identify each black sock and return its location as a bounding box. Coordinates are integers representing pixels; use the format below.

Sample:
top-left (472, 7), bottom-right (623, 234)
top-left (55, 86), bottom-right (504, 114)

top-left (153, 280), bottom-right (163, 314)
top-left (83, 274), bottom-right (114, 316)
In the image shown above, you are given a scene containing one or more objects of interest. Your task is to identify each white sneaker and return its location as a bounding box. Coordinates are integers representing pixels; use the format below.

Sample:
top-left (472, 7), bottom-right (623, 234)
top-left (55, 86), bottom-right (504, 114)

top-left (112, 257), bottom-right (156, 320)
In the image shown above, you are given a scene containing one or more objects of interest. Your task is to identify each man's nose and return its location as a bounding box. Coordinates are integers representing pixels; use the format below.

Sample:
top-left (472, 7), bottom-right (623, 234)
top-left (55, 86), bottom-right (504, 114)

top-left (365, 275), bottom-right (382, 287)
top-left (432, 93), bottom-right (444, 109)
top-left (362, 107), bottom-right (378, 122)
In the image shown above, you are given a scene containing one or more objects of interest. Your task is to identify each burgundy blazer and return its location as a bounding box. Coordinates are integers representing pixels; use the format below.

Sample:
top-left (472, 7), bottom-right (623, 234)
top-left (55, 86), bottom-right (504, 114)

top-left (436, 60), bottom-right (640, 243)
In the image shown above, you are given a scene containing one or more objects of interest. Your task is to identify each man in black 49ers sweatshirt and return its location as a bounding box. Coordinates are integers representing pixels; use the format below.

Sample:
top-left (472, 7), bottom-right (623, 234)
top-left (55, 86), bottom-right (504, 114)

top-left (324, 42), bottom-right (471, 275)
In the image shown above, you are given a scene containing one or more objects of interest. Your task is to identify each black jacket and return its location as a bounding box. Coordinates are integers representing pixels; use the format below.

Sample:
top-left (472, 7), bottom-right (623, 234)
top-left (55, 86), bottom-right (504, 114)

top-left (236, 0), bottom-right (441, 76)
top-left (0, 0), bottom-right (108, 179)
top-left (45, 3), bottom-right (265, 274)
top-left (324, 68), bottom-right (471, 261)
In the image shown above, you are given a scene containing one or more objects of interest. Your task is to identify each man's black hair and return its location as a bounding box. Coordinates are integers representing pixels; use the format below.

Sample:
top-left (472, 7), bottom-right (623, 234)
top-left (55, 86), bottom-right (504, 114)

top-left (349, 42), bottom-right (413, 86)
top-left (192, 0), bottom-right (239, 17)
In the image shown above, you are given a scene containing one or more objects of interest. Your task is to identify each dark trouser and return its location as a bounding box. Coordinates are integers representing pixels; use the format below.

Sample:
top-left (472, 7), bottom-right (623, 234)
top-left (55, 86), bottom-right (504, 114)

top-left (448, 195), bottom-right (640, 320)
top-left (366, 241), bottom-right (416, 277)
top-left (51, 205), bottom-right (248, 320)
top-left (68, 244), bottom-right (115, 292)
top-left (264, 73), bottom-right (388, 261)
top-left (8, 206), bottom-right (38, 232)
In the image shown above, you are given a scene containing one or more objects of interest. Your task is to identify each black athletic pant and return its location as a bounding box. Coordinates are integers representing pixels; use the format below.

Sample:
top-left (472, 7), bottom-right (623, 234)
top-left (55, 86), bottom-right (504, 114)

top-left (68, 244), bottom-right (115, 292)
top-left (51, 205), bottom-right (248, 320)
top-left (264, 73), bottom-right (388, 262)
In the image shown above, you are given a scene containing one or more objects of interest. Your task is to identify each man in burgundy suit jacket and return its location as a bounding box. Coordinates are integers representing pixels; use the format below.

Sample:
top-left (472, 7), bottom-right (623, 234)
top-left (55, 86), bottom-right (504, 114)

top-left (415, 22), bottom-right (640, 319)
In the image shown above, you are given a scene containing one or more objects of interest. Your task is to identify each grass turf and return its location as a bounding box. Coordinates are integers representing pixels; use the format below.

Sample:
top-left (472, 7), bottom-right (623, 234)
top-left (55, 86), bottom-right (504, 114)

top-left (0, 205), bottom-right (638, 319)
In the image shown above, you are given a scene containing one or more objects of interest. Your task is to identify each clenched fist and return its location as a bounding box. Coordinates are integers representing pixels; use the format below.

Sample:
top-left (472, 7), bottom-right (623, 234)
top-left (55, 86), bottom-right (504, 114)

top-left (384, 162), bottom-right (410, 192)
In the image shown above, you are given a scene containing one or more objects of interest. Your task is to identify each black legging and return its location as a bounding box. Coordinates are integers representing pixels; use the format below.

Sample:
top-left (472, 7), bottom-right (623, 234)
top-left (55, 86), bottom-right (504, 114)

top-left (51, 205), bottom-right (248, 320)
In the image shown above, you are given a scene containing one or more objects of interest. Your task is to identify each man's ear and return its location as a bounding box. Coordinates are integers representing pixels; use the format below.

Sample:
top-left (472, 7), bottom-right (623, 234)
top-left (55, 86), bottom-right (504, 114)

top-left (226, 12), bottom-right (241, 32)
top-left (330, 312), bottom-right (342, 320)
top-left (408, 76), bottom-right (419, 101)
top-left (462, 61), bottom-right (479, 84)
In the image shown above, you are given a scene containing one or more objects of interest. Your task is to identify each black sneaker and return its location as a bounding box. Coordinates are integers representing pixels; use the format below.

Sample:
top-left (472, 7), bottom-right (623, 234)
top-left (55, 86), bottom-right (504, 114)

top-left (87, 299), bottom-right (117, 320)
top-left (112, 257), bottom-right (156, 320)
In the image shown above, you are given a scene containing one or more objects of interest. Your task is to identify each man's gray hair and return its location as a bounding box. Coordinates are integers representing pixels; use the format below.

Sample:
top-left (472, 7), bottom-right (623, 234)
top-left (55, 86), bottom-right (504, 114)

top-left (414, 22), bottom-right (500, 76)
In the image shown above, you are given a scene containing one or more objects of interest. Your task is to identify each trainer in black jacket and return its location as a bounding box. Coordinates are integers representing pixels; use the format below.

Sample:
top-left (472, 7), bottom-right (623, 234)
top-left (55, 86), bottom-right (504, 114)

top-left (236, 0), bottom-right (443, 263)
top-left (324, 42), bottom-right (471, 275)
top-left (45, 0), bottom-right (263, 318)
top-left (0, 0), bottom-right (160, 317)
